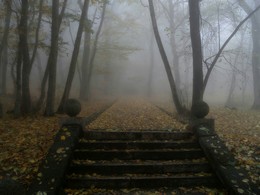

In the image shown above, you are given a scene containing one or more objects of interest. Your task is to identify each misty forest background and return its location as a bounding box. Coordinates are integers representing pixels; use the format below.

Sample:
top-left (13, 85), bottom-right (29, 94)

top-left (0, 0), bottom-right (260, 117)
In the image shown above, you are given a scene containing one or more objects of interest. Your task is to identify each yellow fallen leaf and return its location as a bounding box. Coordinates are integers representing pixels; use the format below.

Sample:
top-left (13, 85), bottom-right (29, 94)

top-left (60, 136), bottom-right (66, 141)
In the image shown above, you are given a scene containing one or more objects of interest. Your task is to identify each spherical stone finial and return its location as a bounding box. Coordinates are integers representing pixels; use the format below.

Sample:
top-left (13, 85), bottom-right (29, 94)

top-left (191, 101), bottom-right (209, 118)
top-left (65, 99), bottom-right (81, 117)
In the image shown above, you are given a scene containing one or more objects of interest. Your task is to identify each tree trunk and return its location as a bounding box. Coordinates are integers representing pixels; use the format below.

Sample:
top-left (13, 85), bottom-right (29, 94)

top-left (79, 18), bottom-right (91, 100)
top-left (29, 0), bottom-right (44, 68)
top-left (0, 0), bottom-right (12, 95)
top-left (44, 0), bottom-right (60, 116)
top-left (251, 18), bottom-right (260, 109)
top-left (189, 0), bottom-right (204, 110)
top-left (35, 0), bottom-right (67, 113)
top-left (168, 0), bottom-right (181, 89)
top-left (147, 25), bottom-right (155, 97)
top-left (20, 0), bottom-right (32, 114)
top-left (57, 0), bottom-right (90, 113)
top-left (148, 0), bottom-right (184, 114)
top-left (14, 42), bottom-right (23, 117)
top-left (84, 1), bottom-right (107, 101)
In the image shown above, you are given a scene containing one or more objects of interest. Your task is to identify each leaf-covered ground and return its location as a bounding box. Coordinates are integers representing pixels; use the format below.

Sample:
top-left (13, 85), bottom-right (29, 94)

top-left (0, 97), bottom-right (259, 194)
top-left (0, 99), bottom-right (112, 187)
top-left (208, 108), bottom-right (260, 184)
top-left (87, 98), bottom-right (186, 131)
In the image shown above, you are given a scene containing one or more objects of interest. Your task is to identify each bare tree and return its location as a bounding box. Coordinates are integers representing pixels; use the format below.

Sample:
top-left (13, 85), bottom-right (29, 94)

top-left (57, 0), bottom-right (90, 113)
top-left (44, 0), bottom-right (61, 116)
top-left (0, 0), bottom-right (12, 95)
top-left (148, 0), bottom-right (185, 114)
top-left (36, 0), bottom-right (68, 113)
top-left (188, 0), bottom-right (204, 110)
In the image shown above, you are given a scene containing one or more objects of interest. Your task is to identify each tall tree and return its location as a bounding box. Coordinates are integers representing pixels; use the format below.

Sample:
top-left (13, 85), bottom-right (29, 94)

top-left (44, 0), bottom-right (60, 116)
top-left (57, 0), bottom-right (90, 113)
top-left (0, 0), bottom-right (12, 95)
top-left (188, 0), bottom-right (204, 110)
top-left (20, 0), bottom-right (31, 114)
top-left (36, 0), bottom-right (68, 113)
top-left (79, 0), bottom-right (92, 100)
top-left (84, 1), bottom-right (107, 100)
top-left (148, 0), bottom-right (185, 114)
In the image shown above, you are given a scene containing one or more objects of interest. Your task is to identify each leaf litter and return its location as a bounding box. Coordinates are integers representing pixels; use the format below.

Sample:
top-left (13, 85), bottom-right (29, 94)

top-left (0, 97), bottom-right (259, 194)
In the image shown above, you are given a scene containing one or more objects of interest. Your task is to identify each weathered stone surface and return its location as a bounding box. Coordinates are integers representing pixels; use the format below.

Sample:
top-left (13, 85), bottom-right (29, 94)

top-left (0, 179), bottom-right (25, 195)
top-left (192, 118), bottom-right (215, 137)
top-left (191, 101), bottom-right (209, 118)
top-left (27, 125), bottom-right (82, 194)
top-left (65, 99), bottom-right (81, 117)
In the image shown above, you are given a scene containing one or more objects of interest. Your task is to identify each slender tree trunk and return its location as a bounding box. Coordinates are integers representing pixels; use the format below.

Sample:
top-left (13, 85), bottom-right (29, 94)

top-left (29, 0), bottom-right (44, 68)
top-left (20, 0), bottom-right (32, 114)
top-left (36, 0), bottom-right (67, 113)
top-left (44, 0), bottom-right (60, 116)
top-left (79, 21), bottom-right (91, 100)
top-left (147, 25), bottom-right (155, 97)
top-left (57, 0), bottom-right (90, 113)
top-left (14, 42), bottom-right (23, 117)
top-left (168, 0), bottom-right (181, 89)
top-left (148, 0), bottom-right (184, 114)
top-left (84, 2), bottom-right (107, 101)
top-left (189, 0), bottom-right (204, 110)
top-left (251, 17), bottom-right (260, 109)
top-left (0, 0), bottom-right (12, 95)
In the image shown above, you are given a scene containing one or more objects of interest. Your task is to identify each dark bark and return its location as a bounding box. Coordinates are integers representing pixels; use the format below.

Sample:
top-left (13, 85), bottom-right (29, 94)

top-left (0, 0), bottom-right (12, 95)
top-left (84, 2), bottom-right (107, 101)
top-left (44, 0), bottom-right (60, 116)
top-left (57, 0), bottom-right (90, 113)
top-left (148, 0), bottom-right (184, 114)
top-left (20, 0), bottom-right (32, 114)
top-left (36, 0), bottom-right (67, 113)
top-left (147, 25), bottom-right (155, 97)
top-left (14, 41), bottom-right (23, 117)
top-left (29, 0), bottom-right (44, 68)
top-left (189, 0), bottom-right (204, 109)
top-left (79, 10), bottom-right (91, 100)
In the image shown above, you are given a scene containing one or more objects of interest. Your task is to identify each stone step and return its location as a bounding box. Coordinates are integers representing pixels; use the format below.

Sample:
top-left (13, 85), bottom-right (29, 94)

top-left (68, 161), bottom-right (212, 175)
top-left (65, 175), bottom-right (221, 189)
top-left (83, 130), bottom-right (193, 141)
top-left (64, 129), bottom-right (223, 190)
top-left (77, 140), bottom-right (200, 150)
top-left (73, 149), bottom-right (205, 160)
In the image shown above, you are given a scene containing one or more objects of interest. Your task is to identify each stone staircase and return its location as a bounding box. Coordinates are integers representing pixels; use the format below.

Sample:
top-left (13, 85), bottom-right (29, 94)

top-left (64, 130), bottom-right (222, 190)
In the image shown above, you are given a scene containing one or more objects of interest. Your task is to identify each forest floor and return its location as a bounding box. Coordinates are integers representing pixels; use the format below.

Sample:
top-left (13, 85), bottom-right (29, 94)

top-left (0, 96), bottom-right (260, 194)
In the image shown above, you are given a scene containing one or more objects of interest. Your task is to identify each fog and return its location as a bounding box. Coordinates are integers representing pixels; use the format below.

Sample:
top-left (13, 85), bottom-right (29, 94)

top-left (1, 0), bottom-right (258, 112)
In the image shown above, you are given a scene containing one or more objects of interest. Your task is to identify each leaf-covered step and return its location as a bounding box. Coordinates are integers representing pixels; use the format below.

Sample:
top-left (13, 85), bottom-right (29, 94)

top-left (65, 175), bottom-right (221, 189)
top-left (73, 149), bottom-right (205, 160)
top-left (67, 161), bottom-right (212, 175)
top-left (83, 130), bottom-right (193, 141)
top-left (76, 140), bottom-right (200, 150)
